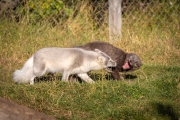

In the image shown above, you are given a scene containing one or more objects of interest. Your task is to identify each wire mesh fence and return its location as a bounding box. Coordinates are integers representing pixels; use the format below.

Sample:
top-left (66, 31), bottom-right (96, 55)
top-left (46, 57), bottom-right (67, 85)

top-left (0, 0), bottom-right (179, 41)
top-left (122, 0), bottom-right (179, 29)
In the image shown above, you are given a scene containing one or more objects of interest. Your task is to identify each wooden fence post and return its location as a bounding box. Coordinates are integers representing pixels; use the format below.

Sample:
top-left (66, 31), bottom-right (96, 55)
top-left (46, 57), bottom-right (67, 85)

top-left (109, 0), bottom-right (122, 42)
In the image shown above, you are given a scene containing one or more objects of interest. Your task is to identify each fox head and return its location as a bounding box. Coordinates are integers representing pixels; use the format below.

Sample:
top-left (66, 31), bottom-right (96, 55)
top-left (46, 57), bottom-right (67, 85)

top-left (95, 49), bottom-right (116, 68)
top-left (122, 53), bottom-right (142, 71)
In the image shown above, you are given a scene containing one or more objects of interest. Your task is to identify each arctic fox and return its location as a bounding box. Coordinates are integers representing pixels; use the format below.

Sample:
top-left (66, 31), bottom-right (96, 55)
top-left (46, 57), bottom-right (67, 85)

top-left (13, 47), bottom-right (116, 85)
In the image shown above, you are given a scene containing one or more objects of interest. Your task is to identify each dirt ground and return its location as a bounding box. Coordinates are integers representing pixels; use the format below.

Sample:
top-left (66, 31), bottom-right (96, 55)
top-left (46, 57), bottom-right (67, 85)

top-left (0, 97), bottom-right (56, 120)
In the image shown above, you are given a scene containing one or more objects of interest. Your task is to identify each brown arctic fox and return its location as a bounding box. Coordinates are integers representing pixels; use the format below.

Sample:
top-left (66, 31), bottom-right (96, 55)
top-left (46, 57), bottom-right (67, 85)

top-left (75, 41), bottom-right (142, 80)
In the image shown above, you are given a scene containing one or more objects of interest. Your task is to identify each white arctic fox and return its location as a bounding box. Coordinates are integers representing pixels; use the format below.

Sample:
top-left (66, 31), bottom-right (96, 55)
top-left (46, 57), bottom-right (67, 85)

top-left (13, 47), bottom-right (116, 85)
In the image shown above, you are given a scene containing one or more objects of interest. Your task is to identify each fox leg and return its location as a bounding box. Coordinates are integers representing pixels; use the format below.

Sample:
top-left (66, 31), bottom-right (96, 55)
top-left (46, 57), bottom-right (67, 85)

top-left (77, 73), bottom-right (95, 84)
top-left (62, 71), bottom-right (70, 82)
top-left (30, 75), bottom-right (35, 85)
top-left (111, 68), bottom-right (124, 80)
top-left (32, 61), bottom-right (47, 84)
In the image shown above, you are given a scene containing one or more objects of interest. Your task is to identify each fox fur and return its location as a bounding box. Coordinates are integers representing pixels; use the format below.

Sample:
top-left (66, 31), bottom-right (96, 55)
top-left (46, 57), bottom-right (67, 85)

top-left (13, 47), bottom-right (116, 84)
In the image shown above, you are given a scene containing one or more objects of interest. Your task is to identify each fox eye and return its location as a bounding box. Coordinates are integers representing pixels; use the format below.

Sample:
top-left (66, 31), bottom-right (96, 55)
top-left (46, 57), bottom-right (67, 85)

top-left (129, 59), bottom-right (132, 63)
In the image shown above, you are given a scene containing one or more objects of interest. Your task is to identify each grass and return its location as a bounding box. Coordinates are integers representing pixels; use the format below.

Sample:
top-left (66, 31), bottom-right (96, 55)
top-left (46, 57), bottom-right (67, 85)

top-left (0, 2), bottom-right (180, 119)
top-left (0, 66), bottom-right (180, 119)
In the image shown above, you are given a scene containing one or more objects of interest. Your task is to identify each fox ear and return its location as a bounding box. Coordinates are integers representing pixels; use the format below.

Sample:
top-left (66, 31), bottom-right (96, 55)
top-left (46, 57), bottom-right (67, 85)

top-left (97, 55), bottom-right (104, 62)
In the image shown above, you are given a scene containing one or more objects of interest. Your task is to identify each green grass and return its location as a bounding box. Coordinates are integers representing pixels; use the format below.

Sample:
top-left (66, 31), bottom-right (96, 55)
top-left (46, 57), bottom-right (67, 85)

top-left (0, 2), bottom-right (180, 119)
top-left (0, 65), bottom-right (180, 119)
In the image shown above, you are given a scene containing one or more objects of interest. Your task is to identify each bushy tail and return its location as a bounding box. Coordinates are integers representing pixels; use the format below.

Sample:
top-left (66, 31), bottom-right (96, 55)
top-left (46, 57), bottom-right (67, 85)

top-left (13, 56), bottom-right (34, 83)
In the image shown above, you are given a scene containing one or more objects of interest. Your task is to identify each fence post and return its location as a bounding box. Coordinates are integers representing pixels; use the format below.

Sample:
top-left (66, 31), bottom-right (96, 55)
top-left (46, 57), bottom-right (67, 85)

top-left (109, 0), bottom-right (122, 42)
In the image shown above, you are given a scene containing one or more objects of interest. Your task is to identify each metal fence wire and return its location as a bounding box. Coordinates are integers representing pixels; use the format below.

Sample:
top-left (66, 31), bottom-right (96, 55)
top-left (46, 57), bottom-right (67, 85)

top-left (0, 0), bottom-right (179, 39)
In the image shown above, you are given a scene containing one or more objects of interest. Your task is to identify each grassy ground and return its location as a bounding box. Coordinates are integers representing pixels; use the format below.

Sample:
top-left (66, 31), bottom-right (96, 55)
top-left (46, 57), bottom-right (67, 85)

top-left (0, 4), bottom-right (180, 119)
top-left (0, 64), bottom-right (180, 119)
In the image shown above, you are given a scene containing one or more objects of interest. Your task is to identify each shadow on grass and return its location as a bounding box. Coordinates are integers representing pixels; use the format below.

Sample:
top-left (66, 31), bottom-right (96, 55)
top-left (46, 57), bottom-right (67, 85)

top-left (34, 76), bottom-right (61, 83)
top-left (34, 73), bottom-right (137, 83)
top-left (124, 74), bottom-right (137, 80)
top-left (151, 102), bottom-right (179, 120)
top-left (34, 74), bottom-right (83, 83)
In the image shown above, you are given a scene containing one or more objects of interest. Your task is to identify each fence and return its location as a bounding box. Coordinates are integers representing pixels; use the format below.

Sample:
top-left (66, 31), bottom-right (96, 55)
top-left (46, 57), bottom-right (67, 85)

top-left (0, 0), bottom-right (179, 41)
